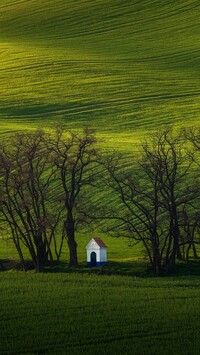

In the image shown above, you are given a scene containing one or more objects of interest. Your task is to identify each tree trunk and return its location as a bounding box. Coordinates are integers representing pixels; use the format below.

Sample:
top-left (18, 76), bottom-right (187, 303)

top-left (35, 259), bottom-right (44, 273)
top-left (152, 258), bottom-right (161, 276)
top-left (35, 247), bottom-right (45, 272)
top-left (152, 244), bottom-right (161, 276)
top-left (177, 244), bottom-right (184, 261)
top-left (66, 212), bottom-right (78, 267)
top-left (14, 238), bottom-right (27, 272)
top-left (169, 204), bottom-right (180, 267)
top-left (192, 242), bottom-right (198, 259)
top-left (186, 243), bottom-right (191, 262)
top-left (68, 237), bottom-right (78, 267)
top-left (35, 237), bottom-right (48, 272)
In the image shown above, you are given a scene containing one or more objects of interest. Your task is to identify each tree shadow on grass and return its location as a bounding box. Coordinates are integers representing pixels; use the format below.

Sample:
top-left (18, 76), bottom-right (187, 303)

top-left (1, 258), bottom-right (200, 278)
top-left (44, 260), bottom-right (154, 277)
top-left (0, 259), bottom-right (20, 271)
top-left (168, 259), bottom-right (200, 277)
top-left (0, 259), bottom-right (35, 272)
top-left (45, 259), bottom-right (200, 278)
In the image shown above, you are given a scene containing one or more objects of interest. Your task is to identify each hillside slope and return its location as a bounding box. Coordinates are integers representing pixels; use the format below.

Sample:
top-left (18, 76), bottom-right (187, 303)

top-left (0, 0), bottom-right (200, 133)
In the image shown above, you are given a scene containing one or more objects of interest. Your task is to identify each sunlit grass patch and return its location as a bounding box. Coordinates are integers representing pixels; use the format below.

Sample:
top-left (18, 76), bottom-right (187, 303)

top-left (0, 1), bottom-right (200, 134)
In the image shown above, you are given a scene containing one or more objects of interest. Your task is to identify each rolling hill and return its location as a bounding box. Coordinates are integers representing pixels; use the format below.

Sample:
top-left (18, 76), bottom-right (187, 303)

top-left (0, 0), bottom-right (200, 139)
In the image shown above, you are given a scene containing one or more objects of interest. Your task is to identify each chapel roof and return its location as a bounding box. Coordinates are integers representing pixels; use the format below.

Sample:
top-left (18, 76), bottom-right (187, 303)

top-left (93, 238), bottom-right (107, 248)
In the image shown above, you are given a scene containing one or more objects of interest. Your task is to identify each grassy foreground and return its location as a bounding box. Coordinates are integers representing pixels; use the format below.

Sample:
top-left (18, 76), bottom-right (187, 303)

top-left (0, 272), bottom-right (200, 355)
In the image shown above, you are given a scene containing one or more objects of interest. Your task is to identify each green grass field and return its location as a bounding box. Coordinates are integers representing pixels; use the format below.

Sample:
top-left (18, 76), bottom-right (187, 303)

top-left (1, 0), bottom-right (200, 143)
top-left (1, 272), bottom-right (200, 355)
top-left (1, 1), bottom-right (200, 354)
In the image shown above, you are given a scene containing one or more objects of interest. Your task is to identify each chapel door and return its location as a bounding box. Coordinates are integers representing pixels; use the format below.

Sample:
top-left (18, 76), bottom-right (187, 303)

top-left (91, 252), bottom-right (97, 266)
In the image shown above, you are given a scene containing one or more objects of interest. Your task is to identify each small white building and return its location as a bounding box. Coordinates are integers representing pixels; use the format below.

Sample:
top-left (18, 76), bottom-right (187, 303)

top-left (86, 238), bottom-right (107, 266)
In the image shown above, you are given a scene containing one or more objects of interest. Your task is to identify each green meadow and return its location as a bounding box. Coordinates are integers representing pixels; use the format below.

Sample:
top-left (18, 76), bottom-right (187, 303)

top-left (1, 272), bottom-right (200, 355)
top-left (1, 1), bottom-right (200, 354)
top-left (0, 0), bottom-right (200, 142)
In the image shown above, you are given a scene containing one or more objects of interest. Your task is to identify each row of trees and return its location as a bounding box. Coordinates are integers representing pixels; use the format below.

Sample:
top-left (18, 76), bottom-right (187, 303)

top-left (0, 126), bottom-right (199, 274)
top-left (0, 128), bottom-right (98, 272)
top-left (102, 127), bottom-right (200, 275)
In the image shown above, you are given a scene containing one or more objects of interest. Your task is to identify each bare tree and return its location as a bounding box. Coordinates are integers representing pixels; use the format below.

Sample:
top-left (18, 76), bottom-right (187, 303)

top-left (103, 155), bottom-right (165, 275)
top-left (141, 127), bottom-right (195, 267)
top-left (103, 127), bottom-right (198, 275)
top-left (180, 127), bottom-right (200, 259)
top-left (0, 130), bottom-right (62, 272)
top-left (47, 127), bottom-right (98, 267)
top-left (183, 127), bottom-right (200, 166)
top-left (179, 205), bottom-right (200, 261)
top-left (184, 127), bottom-right (200, 150)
